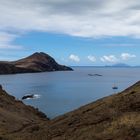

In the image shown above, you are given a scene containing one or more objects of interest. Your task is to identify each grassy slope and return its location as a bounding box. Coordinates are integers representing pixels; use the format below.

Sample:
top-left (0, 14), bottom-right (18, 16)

top-left (49, 81), bottom-right (140, 140)
top-left (0, 81), bottom-right (140, 140)
top-left (0, 86), bottom-right (49, 140)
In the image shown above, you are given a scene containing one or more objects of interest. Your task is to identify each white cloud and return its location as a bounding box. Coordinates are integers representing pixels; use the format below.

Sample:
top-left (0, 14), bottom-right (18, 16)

top-left (121, 53), bottom-right (136, 60)
top-left (0, 32), bottom-right (23, 50)
top-left (100, 53), bottom-right (136, 63)
top-left (87, 55), bottom-right (96, 62)
top-left (69, 54), bottom-right (80, 62)
top-left (0, 0), bottom-right (140, 49)
top-left (100, 55), bottom-right (118, 63)
top-left (0, 0), bottom-right (140, 38)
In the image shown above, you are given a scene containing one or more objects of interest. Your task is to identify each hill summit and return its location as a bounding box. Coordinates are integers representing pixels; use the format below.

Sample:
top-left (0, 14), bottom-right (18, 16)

top-left (0, 52), bottom-right (72, 74)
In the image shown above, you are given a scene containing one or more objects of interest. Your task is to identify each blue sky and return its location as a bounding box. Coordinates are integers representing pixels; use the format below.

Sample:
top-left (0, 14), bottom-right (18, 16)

top-left (0, 0), bottom-right (140, 66)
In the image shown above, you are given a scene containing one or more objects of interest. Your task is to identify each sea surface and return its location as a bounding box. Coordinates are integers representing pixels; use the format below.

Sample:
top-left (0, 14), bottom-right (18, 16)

top-left (0, 67), bottom-right (140, 119)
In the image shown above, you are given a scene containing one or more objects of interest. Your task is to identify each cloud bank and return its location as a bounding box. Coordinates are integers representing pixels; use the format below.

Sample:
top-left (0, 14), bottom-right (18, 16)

top-left (121, 53), bottom-right (136, 60)
top-left (100, 53), bottom-right (136, 63)
top-left (100, 55), bottom-right (118, 63)
top-left (1, 0), bottom-right (140, 48)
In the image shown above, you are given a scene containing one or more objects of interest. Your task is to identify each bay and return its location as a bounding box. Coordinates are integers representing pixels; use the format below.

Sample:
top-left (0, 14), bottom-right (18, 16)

top-left (0, 67), bottom-right (140, 118)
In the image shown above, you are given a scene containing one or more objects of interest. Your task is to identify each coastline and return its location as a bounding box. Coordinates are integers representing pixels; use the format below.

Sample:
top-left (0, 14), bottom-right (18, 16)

top-left (0, 81), bottom-right (140, 139)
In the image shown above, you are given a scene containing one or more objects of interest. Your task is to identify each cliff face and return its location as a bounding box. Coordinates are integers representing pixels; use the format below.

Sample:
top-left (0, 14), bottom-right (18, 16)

top-left (0, 81), bottom-right (140, 140)
top-left (0, 52), bottom-right (72, 74)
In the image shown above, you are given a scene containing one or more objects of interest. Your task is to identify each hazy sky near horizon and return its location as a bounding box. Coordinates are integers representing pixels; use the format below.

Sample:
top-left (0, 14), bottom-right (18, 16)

top-left (0, 0), bottom-right (140, 66)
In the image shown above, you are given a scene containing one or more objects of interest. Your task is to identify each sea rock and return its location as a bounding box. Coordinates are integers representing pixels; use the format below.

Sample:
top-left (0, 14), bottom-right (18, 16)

top-left (0, 85), bottom-right (2, 90)
top-left (22, 94), bottom-right (34, 100)
top-left (88, 73), bottom-right (102, 76)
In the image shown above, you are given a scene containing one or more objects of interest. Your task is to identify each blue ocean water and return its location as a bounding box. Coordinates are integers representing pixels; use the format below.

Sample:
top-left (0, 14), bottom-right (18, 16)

top-left (0, 67), bottom-right (140, 118)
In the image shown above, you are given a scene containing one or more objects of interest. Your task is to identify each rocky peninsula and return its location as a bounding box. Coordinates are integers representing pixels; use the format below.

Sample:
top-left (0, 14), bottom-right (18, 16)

top-left (0, 81), bottom-right (140, 139)
top-left (0, 52), bottom-right (73, 74)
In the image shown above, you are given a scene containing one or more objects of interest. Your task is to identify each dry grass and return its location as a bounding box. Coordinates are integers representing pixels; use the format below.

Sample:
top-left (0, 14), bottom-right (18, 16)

top-left (0, 81), bottom-right (140, 140)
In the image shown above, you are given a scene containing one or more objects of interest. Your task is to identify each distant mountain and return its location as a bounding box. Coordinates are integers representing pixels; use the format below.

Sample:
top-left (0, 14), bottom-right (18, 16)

top-left (134, 65), bottom-right (140, 68)
top-left (0, 52), bottom-right (73, 74)
top-left (105, 63), bottom-right (131, 67)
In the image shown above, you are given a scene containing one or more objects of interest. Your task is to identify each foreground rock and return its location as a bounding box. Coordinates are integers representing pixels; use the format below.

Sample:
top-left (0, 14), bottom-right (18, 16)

top-left (0, 85), bottom-right (49, 140)
top-left (0, 81), bottom-right (140, 139)
top-left (0, 52), bottom-right (73, 74)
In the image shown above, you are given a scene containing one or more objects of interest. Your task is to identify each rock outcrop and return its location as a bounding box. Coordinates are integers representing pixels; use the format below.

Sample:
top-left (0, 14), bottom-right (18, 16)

top-left (0, 52), bottom-right (73, 74)
top-left (0, 81), bottom-right (140, 139)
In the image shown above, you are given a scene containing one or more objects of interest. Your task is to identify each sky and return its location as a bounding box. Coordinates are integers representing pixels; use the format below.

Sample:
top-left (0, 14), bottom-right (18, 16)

top-left (0, 0), bottom-right (140, 66)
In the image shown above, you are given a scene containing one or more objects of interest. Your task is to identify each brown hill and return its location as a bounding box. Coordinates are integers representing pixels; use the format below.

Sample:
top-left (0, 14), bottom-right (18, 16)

top-left (0, 81), bottom-right (140, 139)
top-left (0, 52), bottom-right (72, 74)
top-left (0, 62), bottom-right (35, 74)
top-left (12, 52), bottom-right (72, 72)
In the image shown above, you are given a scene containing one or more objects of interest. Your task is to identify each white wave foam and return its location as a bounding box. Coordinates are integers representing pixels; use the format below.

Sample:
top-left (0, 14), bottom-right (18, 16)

top-left (33, 94), bottom-right (41, 99)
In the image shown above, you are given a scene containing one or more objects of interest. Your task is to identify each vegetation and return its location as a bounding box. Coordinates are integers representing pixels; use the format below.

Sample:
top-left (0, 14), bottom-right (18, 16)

top-left (0, 81), bottom-right (140, 139)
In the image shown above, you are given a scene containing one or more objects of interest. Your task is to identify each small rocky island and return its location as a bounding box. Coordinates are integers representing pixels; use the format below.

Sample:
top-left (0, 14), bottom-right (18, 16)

top-left (0, 81), bottom-right (140, 139)
top-left (0, 52), bottom-right (73, 74)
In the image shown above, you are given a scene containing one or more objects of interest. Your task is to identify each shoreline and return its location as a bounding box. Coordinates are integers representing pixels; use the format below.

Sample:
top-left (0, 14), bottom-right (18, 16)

top-left (0, 81), bottom-right (140, 139)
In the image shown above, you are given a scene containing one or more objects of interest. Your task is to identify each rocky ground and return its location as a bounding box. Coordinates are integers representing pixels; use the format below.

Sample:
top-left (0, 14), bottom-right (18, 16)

top-left (0, 81), bottom-right (140, 140)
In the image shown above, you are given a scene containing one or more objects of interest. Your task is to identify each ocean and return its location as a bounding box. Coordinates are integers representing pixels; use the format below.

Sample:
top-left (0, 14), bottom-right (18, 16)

top-left (0, 67), bottom-right (140, 118)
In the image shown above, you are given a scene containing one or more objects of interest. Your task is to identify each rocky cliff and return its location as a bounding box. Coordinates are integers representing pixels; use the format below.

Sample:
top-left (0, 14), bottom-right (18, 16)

top-left (0, 52), bottom-right (72, 74)
top-left (0, 81), bottom-right (140, 140)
